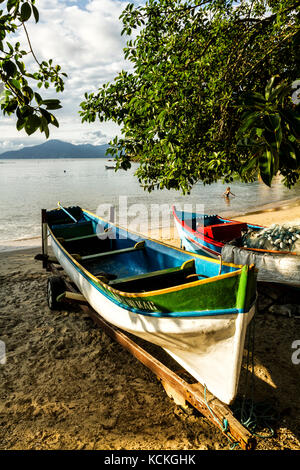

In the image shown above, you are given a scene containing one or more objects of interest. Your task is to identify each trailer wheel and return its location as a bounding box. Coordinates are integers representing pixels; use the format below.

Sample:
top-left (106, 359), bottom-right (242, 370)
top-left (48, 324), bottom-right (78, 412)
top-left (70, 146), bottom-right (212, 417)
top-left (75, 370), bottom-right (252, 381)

top-left (47, 276), bottom-right (66, 310)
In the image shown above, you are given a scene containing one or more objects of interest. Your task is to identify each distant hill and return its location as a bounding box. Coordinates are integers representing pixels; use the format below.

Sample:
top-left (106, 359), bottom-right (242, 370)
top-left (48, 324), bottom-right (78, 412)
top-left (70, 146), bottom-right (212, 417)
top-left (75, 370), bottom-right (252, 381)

top-left (0, 139), bottom-right (110, 159)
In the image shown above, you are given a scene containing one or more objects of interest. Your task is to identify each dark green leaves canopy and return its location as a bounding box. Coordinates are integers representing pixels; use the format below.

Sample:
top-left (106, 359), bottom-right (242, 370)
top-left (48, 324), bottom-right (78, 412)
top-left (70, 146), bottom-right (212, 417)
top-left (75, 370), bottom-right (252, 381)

top-left (0, 0), bottom-right (66, 138)
top-left (237, 77), bottom-right (300, 187)
top-left (80, 0), bottom-right (300, 192)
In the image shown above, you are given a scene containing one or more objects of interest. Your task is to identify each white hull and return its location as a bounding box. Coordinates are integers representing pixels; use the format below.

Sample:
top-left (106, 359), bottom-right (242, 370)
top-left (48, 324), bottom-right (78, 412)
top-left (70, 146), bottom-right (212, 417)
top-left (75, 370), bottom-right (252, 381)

top-left (174, 219), bottom-right (220, 259)
top-left (51, 238), bottom-right (255, 405)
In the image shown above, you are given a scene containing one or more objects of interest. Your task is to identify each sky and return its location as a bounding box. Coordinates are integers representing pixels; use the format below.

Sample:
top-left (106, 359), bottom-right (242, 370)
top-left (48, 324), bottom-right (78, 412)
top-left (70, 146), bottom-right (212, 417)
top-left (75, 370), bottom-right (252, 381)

top-left (0, 0), bottom-right (143, 153)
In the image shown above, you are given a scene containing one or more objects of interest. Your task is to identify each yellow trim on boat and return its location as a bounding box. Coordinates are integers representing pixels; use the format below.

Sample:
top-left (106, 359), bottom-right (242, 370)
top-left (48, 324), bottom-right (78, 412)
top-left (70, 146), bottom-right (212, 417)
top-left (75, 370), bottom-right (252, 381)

top-left (122, 269), bottom-right (242, 298)
top-left (48, 207), bottom-right (249, 300)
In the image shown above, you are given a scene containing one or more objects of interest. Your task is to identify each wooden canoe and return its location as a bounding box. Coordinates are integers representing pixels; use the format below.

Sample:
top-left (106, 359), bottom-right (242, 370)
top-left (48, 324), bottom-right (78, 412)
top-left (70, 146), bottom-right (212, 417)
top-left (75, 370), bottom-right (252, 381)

top-left (46, 205), bottom-right (257, 405)
top-left (172, 206), bottom-right (300, 287)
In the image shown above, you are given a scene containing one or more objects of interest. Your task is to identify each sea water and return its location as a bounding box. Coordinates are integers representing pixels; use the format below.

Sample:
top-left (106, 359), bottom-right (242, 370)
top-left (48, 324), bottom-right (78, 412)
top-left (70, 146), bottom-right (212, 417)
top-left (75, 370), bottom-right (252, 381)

top-left (0, 158), bottom-right (299, 249)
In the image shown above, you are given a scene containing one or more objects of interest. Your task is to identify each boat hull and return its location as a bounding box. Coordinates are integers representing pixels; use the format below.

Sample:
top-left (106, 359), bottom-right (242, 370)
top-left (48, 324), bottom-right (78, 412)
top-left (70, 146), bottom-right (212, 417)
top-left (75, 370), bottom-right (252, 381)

top-left (174, 216), bottom-right (221, 258)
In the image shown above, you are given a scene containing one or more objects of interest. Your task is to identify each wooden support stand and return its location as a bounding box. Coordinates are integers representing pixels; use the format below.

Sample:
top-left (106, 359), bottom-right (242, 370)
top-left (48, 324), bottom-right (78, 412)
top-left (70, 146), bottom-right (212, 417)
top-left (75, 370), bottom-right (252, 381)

top-left (41, 209), bottom-right (48, 269)
top-left (46, 261), bottom-right (256, 451)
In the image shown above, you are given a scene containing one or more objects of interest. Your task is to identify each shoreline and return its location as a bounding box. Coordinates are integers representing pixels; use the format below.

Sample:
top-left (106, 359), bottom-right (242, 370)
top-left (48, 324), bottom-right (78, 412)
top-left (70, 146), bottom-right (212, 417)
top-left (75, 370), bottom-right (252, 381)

top-left (1, 197), bottom-right (299, 253)
top-left (0, 236), bottom-right (42, 253)
top-left (227, 195), bottom-right (300, 219)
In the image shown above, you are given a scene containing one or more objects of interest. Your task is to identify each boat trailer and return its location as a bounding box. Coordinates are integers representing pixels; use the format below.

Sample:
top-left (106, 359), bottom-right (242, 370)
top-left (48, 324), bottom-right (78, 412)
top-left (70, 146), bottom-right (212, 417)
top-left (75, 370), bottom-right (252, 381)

top-left (39, 211), bottom-right (256, 451)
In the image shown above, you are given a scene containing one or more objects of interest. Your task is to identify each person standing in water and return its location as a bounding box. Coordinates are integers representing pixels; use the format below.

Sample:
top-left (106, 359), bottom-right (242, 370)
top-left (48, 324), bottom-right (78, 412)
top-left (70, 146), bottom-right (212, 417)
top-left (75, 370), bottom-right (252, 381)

top-left (223, 186), bottom-right (235, 198)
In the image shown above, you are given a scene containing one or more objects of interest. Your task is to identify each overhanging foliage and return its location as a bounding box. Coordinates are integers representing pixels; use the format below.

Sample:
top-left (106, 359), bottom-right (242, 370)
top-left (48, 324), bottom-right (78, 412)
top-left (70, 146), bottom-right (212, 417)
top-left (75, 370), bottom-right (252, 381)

top-left (80, 0), bottom-right (300, 192)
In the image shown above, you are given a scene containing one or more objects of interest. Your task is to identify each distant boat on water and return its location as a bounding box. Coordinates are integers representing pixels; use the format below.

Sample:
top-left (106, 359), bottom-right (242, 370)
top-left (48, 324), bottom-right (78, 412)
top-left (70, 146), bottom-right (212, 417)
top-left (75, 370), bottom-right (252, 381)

top-left (105, 163), bottom-right (116, 169)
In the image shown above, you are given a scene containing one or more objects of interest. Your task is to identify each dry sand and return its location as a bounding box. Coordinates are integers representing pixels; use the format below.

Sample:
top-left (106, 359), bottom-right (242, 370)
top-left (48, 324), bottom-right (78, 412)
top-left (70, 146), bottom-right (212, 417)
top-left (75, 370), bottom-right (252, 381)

top-left (0, 201), bottom-right (299, 451)
top-left (232, 197), bottom-right (300, 227)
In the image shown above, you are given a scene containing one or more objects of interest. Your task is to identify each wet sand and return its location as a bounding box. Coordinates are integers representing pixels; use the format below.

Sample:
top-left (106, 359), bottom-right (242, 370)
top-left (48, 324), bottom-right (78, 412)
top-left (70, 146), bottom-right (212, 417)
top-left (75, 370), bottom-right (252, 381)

top-left (0, 202), bottom-right (299, 451)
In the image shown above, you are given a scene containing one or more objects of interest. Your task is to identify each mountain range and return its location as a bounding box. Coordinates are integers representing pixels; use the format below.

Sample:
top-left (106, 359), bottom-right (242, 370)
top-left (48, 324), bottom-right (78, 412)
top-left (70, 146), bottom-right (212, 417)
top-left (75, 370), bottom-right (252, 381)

top-left (0, 139), bottom-right (110, 159)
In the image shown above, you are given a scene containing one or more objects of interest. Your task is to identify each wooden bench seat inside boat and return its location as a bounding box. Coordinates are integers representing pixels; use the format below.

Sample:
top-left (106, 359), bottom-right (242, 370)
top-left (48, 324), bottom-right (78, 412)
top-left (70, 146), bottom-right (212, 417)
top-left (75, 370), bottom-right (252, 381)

top-left (61, 232), bottom-right (99, 243)
top-left (203, 222), bottom-right (248, 242)
top-left (73, 241), bottom-right (145, 262)
top-left (108, 259), bottom-right (195, 292)
top-left (59, 227), bottom-right (112, 244)
top-left (52, 220), bottom-right (94, 239)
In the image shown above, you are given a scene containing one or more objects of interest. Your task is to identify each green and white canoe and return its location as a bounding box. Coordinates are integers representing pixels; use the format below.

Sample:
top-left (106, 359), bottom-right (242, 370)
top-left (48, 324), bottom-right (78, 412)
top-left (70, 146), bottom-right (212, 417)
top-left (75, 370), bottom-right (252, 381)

top-left (46, 205), bottom-right (257, 405)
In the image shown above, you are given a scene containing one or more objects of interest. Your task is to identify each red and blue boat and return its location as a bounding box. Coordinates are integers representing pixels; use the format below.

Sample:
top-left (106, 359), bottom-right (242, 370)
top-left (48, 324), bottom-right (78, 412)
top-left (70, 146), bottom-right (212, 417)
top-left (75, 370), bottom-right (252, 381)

top-left (172, 206), bottom-right (300, 287)
top-left (172, 206), bottom-right (263, 259)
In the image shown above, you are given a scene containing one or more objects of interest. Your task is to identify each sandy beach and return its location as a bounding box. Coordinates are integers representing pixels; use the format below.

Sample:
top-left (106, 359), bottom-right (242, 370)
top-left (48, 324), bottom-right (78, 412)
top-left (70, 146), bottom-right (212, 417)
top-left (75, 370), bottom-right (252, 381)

top-left (232, 197), bottom-right (300, 227)
top-left (0, 200), bottom-right (299, 451)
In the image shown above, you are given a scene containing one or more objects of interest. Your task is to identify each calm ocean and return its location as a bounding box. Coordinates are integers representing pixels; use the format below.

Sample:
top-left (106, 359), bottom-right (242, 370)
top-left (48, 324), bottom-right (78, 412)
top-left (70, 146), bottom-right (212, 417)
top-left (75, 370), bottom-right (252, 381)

top-left (1, 158), bottom-right (300, 248)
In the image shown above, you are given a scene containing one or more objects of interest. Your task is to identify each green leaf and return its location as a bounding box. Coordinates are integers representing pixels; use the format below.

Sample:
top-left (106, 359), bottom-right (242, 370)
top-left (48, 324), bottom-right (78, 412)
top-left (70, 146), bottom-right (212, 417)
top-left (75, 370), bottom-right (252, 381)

top-left (16, 60), bottom-right (25, 73)
top-left (32, 4), bottom-right (39, 23)
top-left (19, 105), bottom-right (33, 118)
top-left (20, 2), bottom-right (32, 22)
top-left (7, 0), bottom-right (18, 12)
top-left (22, 85), bottom-right (34, 100)
top-left (268, 81), bottom-right (289, 102)
top-left (16, 117), bottom-right (25, 131)
top-left (9, 78), bottom-right (21, 90)
top-left (268, 114), bottom-right (281, 131)
top-left (241, 92), bottom-right (265, 109)
top-left (241, 155), bottom-right (258, 174)
top-left (279, 142), bottom-right (300, 170)
top-left (39, 107), bottom-right (52, 123)
top-left (34, 92), bottom-right (42, 105)
top-left (49, 113), bottom-right (59, 128)
top-left (41, 99), bottom-right (62, 110)
top-left (259, 149), bottom-right (275, 187)
top-left (24, 114), bottom-right (41, 135)
top-left (2, 60), bottom-right (17, 77)
top-left (39, 116), bottom-right (50, 138)
top-left (236, 112), bottom-right (260, 138)
top-left (267, 114), bottom-right (282, 151)
top-left (3, 98), bottom-right (18, 113)
top-left (280, 109), bottom-right (300, 138)
top-left (265, 76), bottom-right (277, 100)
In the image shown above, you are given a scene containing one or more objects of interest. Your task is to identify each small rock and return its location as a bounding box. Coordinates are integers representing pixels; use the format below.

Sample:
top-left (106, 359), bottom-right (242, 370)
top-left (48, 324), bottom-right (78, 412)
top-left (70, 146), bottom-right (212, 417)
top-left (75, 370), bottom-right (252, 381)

top-left (102, 416), bottom-right (117, 429)
top-left (268, 304), bottom-right (300, 317)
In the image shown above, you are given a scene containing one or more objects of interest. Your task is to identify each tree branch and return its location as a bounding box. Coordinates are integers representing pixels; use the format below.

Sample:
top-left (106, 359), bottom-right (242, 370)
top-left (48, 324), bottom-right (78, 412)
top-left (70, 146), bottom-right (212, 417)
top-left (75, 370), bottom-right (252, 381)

top-left (22, 21), bottom-right (40, 66)
top-left (239, 30), bottom-right (299, 85)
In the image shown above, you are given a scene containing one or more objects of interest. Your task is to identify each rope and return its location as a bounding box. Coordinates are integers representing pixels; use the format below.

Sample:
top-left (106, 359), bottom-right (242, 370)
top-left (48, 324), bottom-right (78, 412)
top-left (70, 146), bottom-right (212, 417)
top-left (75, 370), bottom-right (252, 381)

top-left (234, 399), bottom-right (277, 439)
top-left (204, 384), bottom-right (228, 433)
top-left (202, 313), bottom-right (277, 450)
top-left (203, 384), bottom-right (244, 450)
top-left (232, 313), bottom-right (277, 443)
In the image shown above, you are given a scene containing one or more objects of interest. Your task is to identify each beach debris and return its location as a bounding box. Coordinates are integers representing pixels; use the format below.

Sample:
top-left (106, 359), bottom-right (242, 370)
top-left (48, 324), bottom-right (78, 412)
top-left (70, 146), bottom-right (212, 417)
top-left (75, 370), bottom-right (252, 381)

top-left (242, 224), bottom-right (300, 253)
top-left (257, 283), bottom-right (300, 318)
top-left (268, 304), bottom-right (300, 318)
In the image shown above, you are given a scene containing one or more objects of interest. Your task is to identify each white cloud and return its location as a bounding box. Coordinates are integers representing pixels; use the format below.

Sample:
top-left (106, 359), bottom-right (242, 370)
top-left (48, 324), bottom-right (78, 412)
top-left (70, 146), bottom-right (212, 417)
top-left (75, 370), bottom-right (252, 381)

top-left (0, 0), bottom-right (134, 152)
